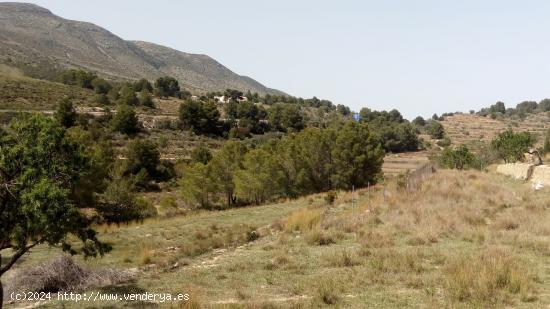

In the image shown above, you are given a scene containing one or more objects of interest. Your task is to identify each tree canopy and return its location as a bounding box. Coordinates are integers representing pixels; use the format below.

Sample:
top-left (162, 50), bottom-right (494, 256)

top-left (154, 76), bottom-right (180, 97)
top-left (180, 123), bottom-right (384, 208)
top-left (55, 98), bottom-right (77, 128)
top-left (0, 114), bottom-right (109, 291)
top-left (179, 100), bottom-right (220, 135)
top-left (491, 129), bottom-right (535, 163)
top-left (111, 105), bottom-right (140, 135)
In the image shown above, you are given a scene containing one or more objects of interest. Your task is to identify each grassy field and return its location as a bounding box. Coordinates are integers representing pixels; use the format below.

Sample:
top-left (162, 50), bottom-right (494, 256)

top-left (4, 169), bottom-right (549, 308)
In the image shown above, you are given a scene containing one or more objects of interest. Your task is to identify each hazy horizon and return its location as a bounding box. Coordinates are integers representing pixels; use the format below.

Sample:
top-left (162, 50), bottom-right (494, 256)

top-left (8, 0), bottom-right (550, 119)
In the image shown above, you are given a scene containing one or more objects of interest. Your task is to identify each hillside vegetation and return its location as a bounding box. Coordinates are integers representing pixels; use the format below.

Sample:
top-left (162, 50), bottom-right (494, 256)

top-left (0, 2), bottom-right (283, 95)
top-left (0, 65), bottom-right (95, 110)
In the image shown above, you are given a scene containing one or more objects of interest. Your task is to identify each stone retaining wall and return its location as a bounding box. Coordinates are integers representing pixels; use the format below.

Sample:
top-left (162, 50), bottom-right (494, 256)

top-left (530, 165), bottom-right (550, 186)
top-left (496, 163), bottom-right (550, 186)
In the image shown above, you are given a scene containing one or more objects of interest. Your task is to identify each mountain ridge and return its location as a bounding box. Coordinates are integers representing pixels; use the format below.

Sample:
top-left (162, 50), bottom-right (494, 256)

top-left (0, 2), bottom-right (285, 95)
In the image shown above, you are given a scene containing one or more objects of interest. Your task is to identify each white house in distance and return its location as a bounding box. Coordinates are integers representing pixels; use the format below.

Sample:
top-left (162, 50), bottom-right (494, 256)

top-left (214, 95), bottom-right (248, 103)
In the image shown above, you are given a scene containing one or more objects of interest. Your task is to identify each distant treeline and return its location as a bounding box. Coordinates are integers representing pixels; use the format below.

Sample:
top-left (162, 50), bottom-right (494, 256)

top-left (57, 69), bottom-right (191, 107)
top-left (475, 99), bottom-right (550, 119)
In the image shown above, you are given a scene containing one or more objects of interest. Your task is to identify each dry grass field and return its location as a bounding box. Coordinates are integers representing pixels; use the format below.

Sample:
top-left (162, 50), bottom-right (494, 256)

top-left (4, 169), bottom-right (549, 308)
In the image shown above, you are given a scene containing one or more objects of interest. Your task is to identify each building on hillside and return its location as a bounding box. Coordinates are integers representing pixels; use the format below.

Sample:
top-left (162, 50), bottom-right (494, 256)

top-left (214, 95), bottom-right (248, 103)
top-left (214, 95), bottom-right (229, 103)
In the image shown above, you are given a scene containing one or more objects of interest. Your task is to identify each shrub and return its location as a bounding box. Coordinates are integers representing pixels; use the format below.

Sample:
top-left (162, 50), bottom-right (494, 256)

top-left (426, 120), bottom-right (445, 139)
top-left (117, 85), bottom-right (139, 106)
top-left (94, 93), bottom-right (109, 104)
top-left (324, 191), bottom-right (337, 205)
top-left (135, 197), bottom-right (158, 218)
top-left (58, 69), bottom-right (96, 89)
top-left (96, 167), bottom-right (156, 223)
top-left (138, 89), bottom-right (154, 108)
top-left (323, 249), bottom-right (361, 267)
top-left (154, 76), bottom-right (180, 97)
top-left (111, 105), bottom-right (139, 135)
top-left (158, 196), bottom-right (180, 216)
top-left (191, 146), bottom-right (213, 164)
top-left (283, 208), bottom-right (322, 233)
top-left (439, 145), bottom-right (476, 170)
top-left (179, 100), bottom-right (220, 135)
top-left (154, 118), bottom-right (177, 130)
top-left (305, 229), bottom-right (340, 245)
top-left (125, 139), bottom-right (161, 179)
top-left (55, 98), bottom-right (77, 128)
top-left (491, 129), bottom-right (535, 163)
top-left (139, 245), bottom-right (154, 265)
top-left (444, 248), bottom-right (535, 304)
top-left (316, 279), bottom-right (340, 305)
top-left (436, 136), bottom-right (451, 147)
top-left (133, 78), bottom-right (152, 92)
top-left (91, 77), bottom-right (112, 94)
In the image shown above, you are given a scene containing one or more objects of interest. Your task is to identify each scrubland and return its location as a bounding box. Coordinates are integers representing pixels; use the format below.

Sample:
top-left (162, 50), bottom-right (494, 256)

top-left (4, 169), bottom-right (549, 308)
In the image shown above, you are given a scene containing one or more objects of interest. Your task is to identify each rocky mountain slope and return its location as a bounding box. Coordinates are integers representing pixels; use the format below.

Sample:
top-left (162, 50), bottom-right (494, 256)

top-left (0, 2), bottom-right (284, 95)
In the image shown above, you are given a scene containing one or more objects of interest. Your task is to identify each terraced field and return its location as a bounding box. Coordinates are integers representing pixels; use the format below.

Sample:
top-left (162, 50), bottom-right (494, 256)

top-left (382, 151), bottom-right (431, 177)
top-left (441, 113), bottom-right (549, 149)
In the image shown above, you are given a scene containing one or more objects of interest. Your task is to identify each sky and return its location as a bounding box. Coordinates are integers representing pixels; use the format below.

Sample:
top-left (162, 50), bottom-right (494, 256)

top-left (11, 0), bottom-right (550, 119)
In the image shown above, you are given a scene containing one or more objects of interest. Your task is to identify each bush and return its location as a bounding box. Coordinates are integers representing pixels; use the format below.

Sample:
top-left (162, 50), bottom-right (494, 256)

top-left (125, 139), bottom-right (161, 179)
top-left (191, 146), bottom-right (213, 164)
top-left (324, 191), bottom-right (337, 205)
top-left (117, 85), bottom-right (139, 106)
top-left (91, 77), bottom-right (112, 94)
top-left (138, 89), bottom-right (154, 108)
top-left (94, 93), bottom-right (109, 104)
top-left (426, 120), bottom-right (445, 139)
top-left (306, 229), bottom-right (340, 245)
top-left (135, 197), bottom-right (158, 218)
top-left (133, 78), bottom-right (152, 92)
top-left (491, 129), bottom-right (535, 163)
top-left (55, 98), bottom-right (77, 128)
top-left (543, 128), bottom-right (550, 154)
top-left (179, 100), bottom-right (220, 135)
top-left (154, 118), bottom-right (177, 130)
top-left (316, 279), bottom-right (340, 305)
top-left (412, 116), bottom-right (426, 127)
top-left (439, 145), bottom-right (475, 170)
top-left (58, 69), bottom-right (96, 89)
top-left (111, 105), bottom-right (139, 135)
top-left (283, 208), bottom-right (322, 233)
top-left (323, 249), bottom-right (361, 267)
top-left (436, 136), bottom-right (451, 147)
top-left (154, 76), bottom-right (180, 97)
